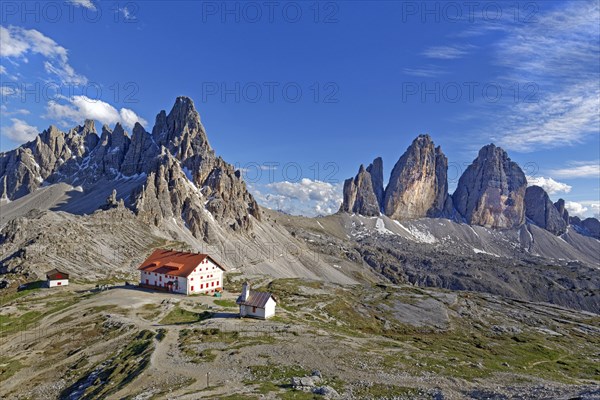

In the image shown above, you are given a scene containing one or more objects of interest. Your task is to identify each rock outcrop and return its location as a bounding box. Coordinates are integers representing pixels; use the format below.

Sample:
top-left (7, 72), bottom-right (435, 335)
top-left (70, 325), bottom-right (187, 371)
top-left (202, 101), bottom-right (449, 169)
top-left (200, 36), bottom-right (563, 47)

top-left (121, 123), bottom-right (159, 176)
top-left (524, 186), bottom-right (567, 235)
top-left (453, 144), bottom-right (526, 229)
top-left (0, 122), bottom-right (99, 199)
top-left (383, 134), bottom-right (448, 219)
top-left (553, 199), bottom-right (570, 224)
top-left (340, 159), bottom-right (382, 216)
top-left (0, 96), bottom-right (260, 241)
top-left (570, 216), bottom-right (600, 239)
top-left (368, 157), bottom-right (384, 207)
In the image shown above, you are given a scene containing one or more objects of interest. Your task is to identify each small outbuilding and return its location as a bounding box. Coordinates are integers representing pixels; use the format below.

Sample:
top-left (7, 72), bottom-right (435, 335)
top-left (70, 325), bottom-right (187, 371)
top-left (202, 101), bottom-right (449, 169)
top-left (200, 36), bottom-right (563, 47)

top-left (236, 282), bottom-right (276, 319)
top-left (46, 269), bottom-right (69, 288)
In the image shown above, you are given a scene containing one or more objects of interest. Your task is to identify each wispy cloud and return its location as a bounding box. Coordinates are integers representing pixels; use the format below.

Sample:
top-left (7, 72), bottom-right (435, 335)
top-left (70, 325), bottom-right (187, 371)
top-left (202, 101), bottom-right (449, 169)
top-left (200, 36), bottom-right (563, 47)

top-left (551, 161), bottom-right (600, 179)
top-left (421, 45), bottom-right (471, 60)
top-left (1, 118), bottom-right (39, 142)
top-left (46, 95), bottom-right (147, 130)
top-left (491, 1), bottom-right (600, 152)
top-left (526, 175), bottom-right (572, 195)
top-left (0, 25), bottom-right (87, 84)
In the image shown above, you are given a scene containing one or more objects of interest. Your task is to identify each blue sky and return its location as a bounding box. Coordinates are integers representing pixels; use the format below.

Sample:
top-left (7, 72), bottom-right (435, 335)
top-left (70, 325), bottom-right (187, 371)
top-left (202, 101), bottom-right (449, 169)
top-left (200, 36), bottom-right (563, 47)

top-left (1, 0), bottom-right (599, 217)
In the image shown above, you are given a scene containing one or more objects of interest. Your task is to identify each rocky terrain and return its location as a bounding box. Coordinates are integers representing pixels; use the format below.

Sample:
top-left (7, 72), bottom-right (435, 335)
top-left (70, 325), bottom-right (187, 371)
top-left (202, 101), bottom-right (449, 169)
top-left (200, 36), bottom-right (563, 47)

top-left (271, 210), bottom-right (600, 313)
top-left (0, 97), bottom-right (259, 241)
top-left (1, 278), bottom-right (598, 399)
top-left (0, 97), bottom-right (361, 288)
top-left (0, 96), bottom-right (599, 398)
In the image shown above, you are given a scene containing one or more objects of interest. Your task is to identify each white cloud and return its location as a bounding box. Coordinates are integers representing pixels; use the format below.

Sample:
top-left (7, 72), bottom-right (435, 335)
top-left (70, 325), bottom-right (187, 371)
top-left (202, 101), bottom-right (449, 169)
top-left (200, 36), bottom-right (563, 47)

top-left (565, 200), bottom-right (600, 218)
top-left (0, 65), bottom-right (6, 74)
top-left (251, 179), bottom-right (343, 217)
top-left (551, 162), bottom-right (600, 179)
top-left (0, 25), bottom-right (87, 84)
top-left (565, 201), bottom-right (588, 217)
top-left (1, 118), bottom-right (39, 142)
top-left (119, 108), bottom-right (145, 129)
top-left (421, 45), bottom-right (470, 60)
top-left (0, 105), bottom-right (30, 115)
top-left (67, 0), bottom-right (96, 10)
top-left (526, 176), bottom-right (572, 195)
top-left (491, 1), bottom-right (600, 151)
top-left (46, 95), bottom-right (147, 130)
top-left (0, 26), bottom-right (29, 58)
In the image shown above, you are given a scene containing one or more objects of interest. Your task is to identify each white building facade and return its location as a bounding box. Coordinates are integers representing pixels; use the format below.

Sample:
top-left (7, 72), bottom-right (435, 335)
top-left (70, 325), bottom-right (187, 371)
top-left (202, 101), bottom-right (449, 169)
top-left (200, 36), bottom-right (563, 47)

top-left (46, 269), bottom-right (69, 287)
top-left (236, 282), bottom-right (277, 319)
top-left (138, 250), bottom-right (225, 295)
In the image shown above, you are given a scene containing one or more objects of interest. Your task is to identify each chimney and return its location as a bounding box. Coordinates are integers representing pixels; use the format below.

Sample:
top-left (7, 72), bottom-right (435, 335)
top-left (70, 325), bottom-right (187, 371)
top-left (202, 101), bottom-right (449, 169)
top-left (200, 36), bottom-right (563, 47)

top-left (241, 282), bottom-right (250, 301)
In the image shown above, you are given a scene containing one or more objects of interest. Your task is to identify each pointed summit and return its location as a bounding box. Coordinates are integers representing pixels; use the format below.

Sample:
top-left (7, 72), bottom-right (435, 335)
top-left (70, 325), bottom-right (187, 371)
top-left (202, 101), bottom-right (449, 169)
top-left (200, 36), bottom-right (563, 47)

top-left (453, 144), bottom-right (526, 229)
top-left (152, 96), bottom-right (209, 154)
top-left (383, 134), bottom-right (448, 219)
top-left (168, 96), bottom-right (202, 131)
top-left (340, 158), bottom-right (383, 216)
top-left (367, 157), bottom-right (384, 207)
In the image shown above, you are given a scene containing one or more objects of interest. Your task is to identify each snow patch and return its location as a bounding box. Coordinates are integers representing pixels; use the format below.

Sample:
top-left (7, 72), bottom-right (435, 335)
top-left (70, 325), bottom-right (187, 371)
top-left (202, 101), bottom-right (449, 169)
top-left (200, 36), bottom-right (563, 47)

top-left (375, 218), bottom-right (395, 235)
top-left (393, 220), bottom-right (413, 235)
top-left (469, 225), bottom-right (480, 238)
top-left (473, 248), bottom-right (500, 257)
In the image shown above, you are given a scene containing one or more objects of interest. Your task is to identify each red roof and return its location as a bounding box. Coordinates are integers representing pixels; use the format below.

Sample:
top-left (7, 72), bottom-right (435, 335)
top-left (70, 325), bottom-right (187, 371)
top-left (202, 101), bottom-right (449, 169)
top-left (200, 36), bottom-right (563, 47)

top-left (137, 249), bottom-right (225, 278)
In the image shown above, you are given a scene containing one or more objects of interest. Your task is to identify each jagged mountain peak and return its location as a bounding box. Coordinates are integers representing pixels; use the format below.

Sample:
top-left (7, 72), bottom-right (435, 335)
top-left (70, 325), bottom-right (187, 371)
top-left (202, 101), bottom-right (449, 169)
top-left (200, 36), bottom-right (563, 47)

top-left (383, 134), bottom-right (449, 220)
top-left (167, 96), bottom-right (203, 135)
top-left (68, 119), bottom-right (97, 137)
top-left (132, 121), bottom-right (145, 134)
top-left (0, 96), bottom-right (260, 241)
top-left (340, 157), bottom-right (383, 217)
top-left (477, 143), bottom-right (509, 160)
top-left (40, 125), bottom-right (64, 142)
top-left (453, 143), bottom-right (526, 229)
top-left (112, 122), bottom-right (127, 136)
top-left (414, 133), bottom-right (433, 143)
top-left (151, 96), bottom-right (210, 157)
top-left (82, 119), bottom-right (96, 132)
